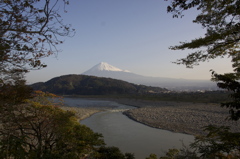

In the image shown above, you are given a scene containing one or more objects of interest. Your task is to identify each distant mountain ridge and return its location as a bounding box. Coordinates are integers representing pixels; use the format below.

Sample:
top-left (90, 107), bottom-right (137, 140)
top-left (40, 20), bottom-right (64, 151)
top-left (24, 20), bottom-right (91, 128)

top-left (82, 62), bottom-right (217, 91)
top-left (31, 74), bottom-right (167, 95)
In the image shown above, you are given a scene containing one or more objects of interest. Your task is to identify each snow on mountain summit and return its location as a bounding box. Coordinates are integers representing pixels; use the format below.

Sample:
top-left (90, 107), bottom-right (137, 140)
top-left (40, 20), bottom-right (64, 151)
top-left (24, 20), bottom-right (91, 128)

top-left (81, 62), bottom-right (216, 91)
top-left (97, 62), bottom-right (122, 71)
top-left (83, 62), bottom-right (130, 73)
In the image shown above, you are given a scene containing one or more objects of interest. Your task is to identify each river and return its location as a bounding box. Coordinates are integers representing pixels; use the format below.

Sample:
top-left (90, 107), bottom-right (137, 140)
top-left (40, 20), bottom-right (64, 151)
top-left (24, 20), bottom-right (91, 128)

top-left (64, 97), bottom-right (195, 159)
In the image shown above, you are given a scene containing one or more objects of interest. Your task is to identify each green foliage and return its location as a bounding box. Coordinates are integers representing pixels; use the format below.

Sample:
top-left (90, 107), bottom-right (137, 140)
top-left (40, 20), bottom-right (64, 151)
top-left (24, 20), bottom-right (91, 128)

top-left (96, 146), bottom-right (135, 159)
top-left (0, 0), bottom-right (74, 85)
top-left (212, 71), bottom-right (240, 120)
top-left (125, 152), bottom-right (136, 159)
top-left (0, 1), bottom-right (118, 159)
top-left (160, 125), bottom-right (240, 159)
top-left (167, 0), bottom-right (240, 72)
top-left (0, 80), bottom-right (33, 106)
top-left (190, 125), bottom-right (240, 159)
top-left (146, 154), bottom-right (158, 159)
top-left (31, 74), bottom-right (167, 95)
top-left (159, 149), bottom-right (180, 159)
top-left (165, 2), bottom-right (240, 158)
top-left (0, 91), bottom-right (105, 159)
top-left (167, 0), bottom-right (240, 120)
top-left (149, 148), bottom-right (198, 159)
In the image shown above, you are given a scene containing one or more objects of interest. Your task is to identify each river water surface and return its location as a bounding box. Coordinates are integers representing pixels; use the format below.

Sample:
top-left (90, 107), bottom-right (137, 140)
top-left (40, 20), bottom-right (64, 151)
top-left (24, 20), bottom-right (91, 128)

top-left (64, 98), bottom-right (194, 159)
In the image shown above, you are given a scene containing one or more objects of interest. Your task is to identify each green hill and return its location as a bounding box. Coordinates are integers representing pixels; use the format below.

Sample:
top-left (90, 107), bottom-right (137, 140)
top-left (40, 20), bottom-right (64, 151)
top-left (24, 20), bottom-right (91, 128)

top-left (31, 74), bottom-right (167, 95)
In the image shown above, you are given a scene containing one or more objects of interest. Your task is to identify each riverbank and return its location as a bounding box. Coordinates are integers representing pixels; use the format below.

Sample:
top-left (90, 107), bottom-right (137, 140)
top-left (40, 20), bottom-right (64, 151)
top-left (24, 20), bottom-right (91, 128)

top-left (119, 99), bottom-right (240, 135)
top-left (61, 97), bottom-right (240, 136)
top-left (60, 106), bottom-right (101, 121)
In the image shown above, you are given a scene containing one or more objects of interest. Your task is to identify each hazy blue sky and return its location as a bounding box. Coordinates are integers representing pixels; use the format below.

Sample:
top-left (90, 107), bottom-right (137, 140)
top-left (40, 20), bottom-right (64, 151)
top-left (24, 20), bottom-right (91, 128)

top-left (26, 0), bottom-right (233, 84)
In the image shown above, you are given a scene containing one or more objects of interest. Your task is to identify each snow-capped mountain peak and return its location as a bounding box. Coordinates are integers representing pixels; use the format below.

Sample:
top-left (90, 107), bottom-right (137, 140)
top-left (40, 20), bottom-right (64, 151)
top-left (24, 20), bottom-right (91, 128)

top-left (82, 62), bottom-right (216, 91)
top-left (84, 62), bottom-right (130, 73)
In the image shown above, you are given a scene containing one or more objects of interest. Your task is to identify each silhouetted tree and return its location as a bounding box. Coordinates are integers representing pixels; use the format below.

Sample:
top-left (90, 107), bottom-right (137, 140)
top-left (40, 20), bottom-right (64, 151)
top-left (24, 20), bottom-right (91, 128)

top-left (167, 0), bottom-right (240, 120)
top-left (0, 0), bottom-right (74, 85)
top-left (0, 1), bottom-right (75, 147)
top-left (158, 1), bottom-right (240, 158)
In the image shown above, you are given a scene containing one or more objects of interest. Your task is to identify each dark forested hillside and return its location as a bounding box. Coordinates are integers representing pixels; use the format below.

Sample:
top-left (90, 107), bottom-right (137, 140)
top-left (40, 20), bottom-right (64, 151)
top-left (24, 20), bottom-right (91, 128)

top-left (31, 75), bottom-right (167, 95)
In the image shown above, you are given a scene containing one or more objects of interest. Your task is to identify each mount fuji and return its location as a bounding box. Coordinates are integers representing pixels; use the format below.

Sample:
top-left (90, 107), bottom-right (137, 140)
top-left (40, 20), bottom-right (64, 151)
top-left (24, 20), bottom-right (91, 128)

top-left (83, 62), bottom-right (131, 73)
top-left (82, 62), bottom-right (217, 91)
top-left (82, 62), bottom-right (144, 83)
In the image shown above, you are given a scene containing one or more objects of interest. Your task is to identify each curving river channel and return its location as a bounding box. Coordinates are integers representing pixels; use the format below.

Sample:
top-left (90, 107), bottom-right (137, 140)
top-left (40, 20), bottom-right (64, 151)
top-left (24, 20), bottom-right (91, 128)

top-left (64, 98), bottom-right (194, 159)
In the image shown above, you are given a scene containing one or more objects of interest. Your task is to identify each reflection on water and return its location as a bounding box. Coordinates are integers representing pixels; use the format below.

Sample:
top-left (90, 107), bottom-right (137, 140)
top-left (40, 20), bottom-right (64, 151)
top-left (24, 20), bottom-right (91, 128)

top-left (64, 98), bottom-right (194, 159)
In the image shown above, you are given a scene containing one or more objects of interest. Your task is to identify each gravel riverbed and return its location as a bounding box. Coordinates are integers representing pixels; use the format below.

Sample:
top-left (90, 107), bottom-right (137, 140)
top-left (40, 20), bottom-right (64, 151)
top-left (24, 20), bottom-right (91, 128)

top-left (120, 100), bottom-right (240, 135)
top-left (60, 106), bottom-right (100, 121)
top-left (61, 98), bottom-right (240, 136)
